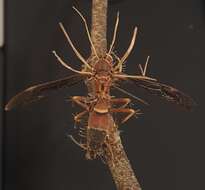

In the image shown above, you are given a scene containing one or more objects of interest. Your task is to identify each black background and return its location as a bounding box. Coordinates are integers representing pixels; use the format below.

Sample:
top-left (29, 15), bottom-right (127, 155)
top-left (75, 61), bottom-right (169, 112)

top-left (3, 0), bottom-right (205, 190)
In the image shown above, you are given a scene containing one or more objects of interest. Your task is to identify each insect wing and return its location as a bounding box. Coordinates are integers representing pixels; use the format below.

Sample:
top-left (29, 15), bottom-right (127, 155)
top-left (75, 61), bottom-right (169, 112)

top-left (5, 74), bottom-right (85, 111)
top-left (130, 78), bottom-right (196, 110)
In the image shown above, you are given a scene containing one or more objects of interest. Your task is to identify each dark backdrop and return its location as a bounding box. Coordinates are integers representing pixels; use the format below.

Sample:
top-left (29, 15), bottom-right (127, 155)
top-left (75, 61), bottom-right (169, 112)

top-left (3, 0), bottom-right (205, 190)
top-left (0, 48), bottom-right (4, 190)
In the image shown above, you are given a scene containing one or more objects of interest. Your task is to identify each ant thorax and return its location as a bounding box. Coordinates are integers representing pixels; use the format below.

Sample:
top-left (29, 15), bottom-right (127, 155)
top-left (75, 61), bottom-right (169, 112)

top-left (84, 56), bottom-right (113, 99)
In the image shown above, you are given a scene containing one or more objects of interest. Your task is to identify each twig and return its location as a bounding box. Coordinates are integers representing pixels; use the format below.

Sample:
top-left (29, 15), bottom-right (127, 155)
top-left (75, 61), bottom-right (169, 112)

top-left (89, 0), bottom-right (142, 189)
top-left (105, 131), bottom-right (142, 190)
top-left (91, 0), bottom-right (108, 57)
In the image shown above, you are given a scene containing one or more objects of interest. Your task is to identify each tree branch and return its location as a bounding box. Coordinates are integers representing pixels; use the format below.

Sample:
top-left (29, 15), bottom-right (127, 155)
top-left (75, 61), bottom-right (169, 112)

top-left (89, 0), bottom-right (142, 189)
top-left (91, 0), bottom-right (108, 57)
top-left (104, 130), bottom-right (142, 190)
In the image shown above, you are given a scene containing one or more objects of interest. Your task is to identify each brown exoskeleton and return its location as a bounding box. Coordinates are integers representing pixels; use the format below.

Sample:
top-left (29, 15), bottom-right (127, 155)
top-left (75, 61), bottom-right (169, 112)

top-left (5, 7), bottom-right (195, 161)
top-left (69, 53), bottom-right (140, 160)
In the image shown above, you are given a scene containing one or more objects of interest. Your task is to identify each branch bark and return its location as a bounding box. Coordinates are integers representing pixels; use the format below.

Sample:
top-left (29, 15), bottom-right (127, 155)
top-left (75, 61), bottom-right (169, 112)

top-left (105, 132), bottom-right (142, 190)
top-left (89, 1), bottom-right (142, 189)
top-left (91, 0), bottom-right (108, 57)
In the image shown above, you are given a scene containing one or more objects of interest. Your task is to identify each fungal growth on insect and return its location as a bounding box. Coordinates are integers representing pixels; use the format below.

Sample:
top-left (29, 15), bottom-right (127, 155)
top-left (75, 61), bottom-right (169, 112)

top-left (5, 1), bottom-right (195, 190)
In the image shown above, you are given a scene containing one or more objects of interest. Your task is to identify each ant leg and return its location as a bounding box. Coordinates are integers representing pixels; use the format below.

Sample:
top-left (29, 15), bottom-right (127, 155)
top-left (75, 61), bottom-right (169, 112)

top-left (69, 135), bottom-right (87, 150)
top-left (111, 98), bottom-right (131, 108)
top-left (71, 96), bottom-right (89, 110)
top-left (74, 110), bottom-right (88, 122)
top-left (110, 108), bottom-right (141, 124)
